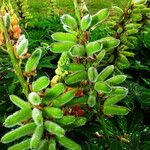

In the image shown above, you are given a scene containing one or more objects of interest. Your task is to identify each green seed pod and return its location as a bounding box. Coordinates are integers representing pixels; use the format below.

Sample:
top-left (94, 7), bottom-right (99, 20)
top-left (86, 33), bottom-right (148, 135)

top-left (17, 35), bottom-right (26, 44)
top-left (43, 107), bottom-right (63, 119)
top-left (91, 8), bottom-right (109, 28)
top-left (81, 14), bottom-right (92, 31)
top-left (50, 42), bottom-right (75, 53)
top-left (52, 90), bottom-right (76, 107)
top-left (37, 140), bottom-right (48, 150)
top-left (30, 125), bottom-right (43, 149)
top-left (117, 54), bottom-right (130, 69)
top-left (25, 48), bottom-right (42, 73)
top-left (104, 94), bottom-right (128, 106)
top-left (142, 8), bottom-right (150, 13)
top-left (74, 117), bottom-right (87, 127)
top-left (62, 63), bottom-right (85, 72)
top-left (57, 136), bottom-right (82, 150)
top-left (94, 81), bottom-right (112, 93)
top-left (16, 39), bottom-right (28, 58)
top-left (32, 76), bottom-right (50, 92)
top-left (87, 94), bottom-right (96, 107)
top-left (60, 14), bottom-right (77, 29)
top-left (51, 32), bottom-right (77, 43)
top-left (69, 44), bottom-right (86, 57)
top-left (65, 71), bottom-right (87, 85)
top-left (32, 108), bottom-right (43, 125)
top-left (131, 14), bottom-right (142, 22)
top-left (9, 95), bottom-right (30, 109)
top-left (93, 50), bottom-right (105, 66)
top-left (45, 121), bottom-right (65, 137)
top-left (49, 138), bottom-right (56, 150)
top-left (134, 0), bottom-right (147, 4)
top-left (8, 139), bottom-right (30, 150)
top-left (86, 41), bottom-right (103, 56)
top-left (56, 116), bottom-right (75, 126)
top-left (4, 109), bottom-right (32, 128)
top-left (28, 92), bottom-right (42, 105)
top-left (117, 27), bottom-right (123, 34)
top-left (103, 106), bottom-right (129, 115)
top-left (112, 6), bottom-right (124, 16)
top-left (99, 37), bottom-right (120, 49)
top-left (88, 67), bottom-right (98, 83)
top-left (97, 65), bottom-right (114, 82)
top-left (105, 75), bottom-right (127, 85)
top-left (110, 87), bottom-right (128, 96)
top-left (126, 29), bottom-right (139, 35)
top-left (3, 13), bottom-right (10, 29)
top-left (44, 83), bottom-right (65, 100)
top-left (1, 123), bottom-right (36, 143)
top-left (133, 4), bottom-right (145, 8)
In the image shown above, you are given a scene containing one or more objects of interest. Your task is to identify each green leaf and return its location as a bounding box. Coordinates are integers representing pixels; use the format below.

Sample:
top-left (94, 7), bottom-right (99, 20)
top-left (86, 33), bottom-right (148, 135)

top-left (87, 95), bottom-right (96, 107)
top-left (9, 95), bottom-right (30, 109)
top-left (99, 37), bottom-right (120, 49)
top-left (49, 138), bottom-right (56, 150)
top-left (86, 41), bottom-right (103, 56)
top-left (134, 0), bottom-right (147, 4)
top-left (44, 83), bottom-right (65, 100)
top-left (3, 13), bottom-right (10, 29)
top-left (81, 14), bottom-right (92, 31)
top-left (30, 125), bottom-right (43, 149)
top-left (93, 50), bottom-right (105, 66)
top-left (28, 92), bottom-right (42, 105)
top-left (8, 139), bottom-right (30, 150)
top-left (43, 107), bottom-right (63, 119)
top-left (25, 48), bottom-right (42, 73)
top-left (91, 9), bottom-right (109, 28)
top-left (69, 44), bottom-right (86, 57)
top-left (32, 108), bottom-right (43, 125)
top-left (57, 136), bottom-right (82, 150)
top-left (56, 116), bottom-right (75, 126)
top-left (103, 106), bottom-right (129, 115)
top-left (106, 75), bottom-right (127, 85)
top-left (88, 67), bottom-right (98, 83)
top-left (62, 63), bottom-right (85, 72)
top-left (52, 90), bottom-right (76, 107)
top-left (37, 140), bottom-right (48, 150)
top-left (1, 123), bottom-right (36, 143)
top-left (117, 54), bottom-right (130, 69)
top-left (32, 76), bottom-right (50, 92)
top-left (4, 109), bottom-right (32, 128)
top-left (65, 71), bottom-right (87, 85)
top-left (61, 14), bottom-right (77, 29)
top-left (110, 87), bottom-right (128, 96)
top-left (94, 81), bottom-right (112, 93)
top-left (50, 42), bottom-right (75, 53)
top-left (74, 117), bottom-right (87, 127)
top-left (51, 32), bottom-right (77, 42)
top-left (97, 65), bottom-right (114, 82)
top-left (45, 121), bottom-right (65, 137)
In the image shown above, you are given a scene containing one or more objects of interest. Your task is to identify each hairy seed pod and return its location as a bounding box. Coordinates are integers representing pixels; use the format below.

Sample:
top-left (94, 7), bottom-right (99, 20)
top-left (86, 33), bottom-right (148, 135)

top-left (4, 109), bottom-right (32, 128)
top-left (43, 107), bottom-right (63, 119)
top-left (45, 83), bottom-right (65, 100)
top-left (97, 65), bottom-right (114, 82)
top-left (8, 139), bottom-right (30, 150)
top-left (50, 42), bottom-right (75, 53)
top-left (45, 121), bottom-right (65, 137)
top-left (28, 92), bottom-right (42, 105)
top-left (126, 29), bottom-right (139, 35)
top-left (65, 71), bottom-right (87, 85)
top-left (86, 41), bottom-right (103, 56)
top-left (32, 76), bottom-right (50, 92)
top-left (56, 116), bottom-right (75, 126)
top-left (32, 108), bottom-right (43, 125)
top-left (103, 106), bottom-right (129, 115)
top-left (81, 14), bottom-right (92, 31)
top-left (110, 87), bottom-right (128, 96)
top-left (9, 95), bottom-right (30, 109)
top-left (94, 81), bottom-right (112, 93)
top-left (93, 50), bottom-right (105, 66)
top-left (87, 94), bottom-right (96, 107)
top-left (25, 48), bottom-right (42, 73)
top-left (57, 136), bottom-right (82, 150)
top-left (105, 75), bottom-right (127, 85)
top-left (49, 138), bottom-right (56, 150)
top-left (30, 125), bottom-right (43, 149)
top-left (134, 0), bottom-right (147, 4)
top-left (61, 14), bottom-right (77, 29)
top-left (62, 63), bottom-right (85, 72)
top-left (52, 90), bottom-right (76, 107)
top-left (88, 67), bottom-right (98, 83)
top-left (51, 32), bottom-right (77, 43)
top-left (117, 54), bottom-right (130, 69)
top-left (1, 123), bottom-right (36, 143)
top-left (112, 6), bottom-right (124, 16)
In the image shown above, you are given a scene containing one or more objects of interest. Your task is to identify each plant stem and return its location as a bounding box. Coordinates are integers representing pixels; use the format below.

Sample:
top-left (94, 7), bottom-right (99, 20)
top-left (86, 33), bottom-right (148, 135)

top-left (0, 17), bottom-right (29, 98)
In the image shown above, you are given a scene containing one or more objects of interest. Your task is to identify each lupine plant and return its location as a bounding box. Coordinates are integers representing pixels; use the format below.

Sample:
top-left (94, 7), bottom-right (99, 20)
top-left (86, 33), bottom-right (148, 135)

top-left (104, 0), bottom-right (150, 70)
top-left (0, 0), bottom-right (132, 149)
